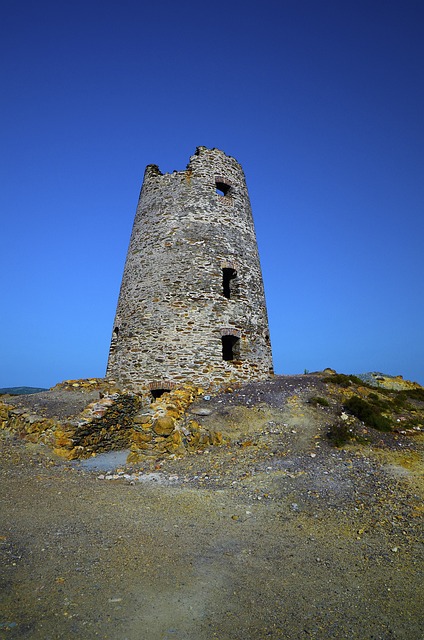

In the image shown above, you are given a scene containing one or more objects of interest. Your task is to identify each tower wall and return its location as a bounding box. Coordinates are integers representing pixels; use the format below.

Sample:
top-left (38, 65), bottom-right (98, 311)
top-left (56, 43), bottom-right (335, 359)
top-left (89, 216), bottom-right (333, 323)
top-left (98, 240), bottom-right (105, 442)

top-left (106, 146), bottom-right (273, 391)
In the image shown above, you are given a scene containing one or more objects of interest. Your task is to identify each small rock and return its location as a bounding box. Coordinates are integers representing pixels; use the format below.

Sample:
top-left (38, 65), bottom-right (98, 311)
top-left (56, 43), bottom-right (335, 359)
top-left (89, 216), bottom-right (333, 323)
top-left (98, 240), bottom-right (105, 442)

top-left (191, 408), bottom-right (212, 416)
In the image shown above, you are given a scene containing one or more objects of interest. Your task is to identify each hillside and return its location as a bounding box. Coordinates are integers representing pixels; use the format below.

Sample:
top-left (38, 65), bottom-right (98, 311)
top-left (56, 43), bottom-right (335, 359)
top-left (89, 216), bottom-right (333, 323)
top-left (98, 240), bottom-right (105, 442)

top-left (0, 386), bottom-right (47, 396)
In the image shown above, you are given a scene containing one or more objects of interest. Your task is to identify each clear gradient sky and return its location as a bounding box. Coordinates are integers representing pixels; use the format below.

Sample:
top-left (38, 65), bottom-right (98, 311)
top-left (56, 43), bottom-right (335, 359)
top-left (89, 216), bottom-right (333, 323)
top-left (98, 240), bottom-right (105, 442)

top-left (1, 0), bottom-right (423, 388)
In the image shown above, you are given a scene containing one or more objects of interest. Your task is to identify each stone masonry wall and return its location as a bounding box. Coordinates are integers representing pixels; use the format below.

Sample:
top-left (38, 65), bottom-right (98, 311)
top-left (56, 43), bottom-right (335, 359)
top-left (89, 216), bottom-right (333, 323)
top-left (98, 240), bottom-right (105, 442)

top-left (106, 146), bottom-right (273, 391)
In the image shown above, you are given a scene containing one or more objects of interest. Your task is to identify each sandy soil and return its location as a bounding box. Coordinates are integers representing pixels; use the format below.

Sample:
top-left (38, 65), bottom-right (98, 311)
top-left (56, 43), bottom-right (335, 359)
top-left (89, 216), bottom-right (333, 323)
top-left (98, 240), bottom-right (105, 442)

top-left (1, 376), bottom-right (423, 639)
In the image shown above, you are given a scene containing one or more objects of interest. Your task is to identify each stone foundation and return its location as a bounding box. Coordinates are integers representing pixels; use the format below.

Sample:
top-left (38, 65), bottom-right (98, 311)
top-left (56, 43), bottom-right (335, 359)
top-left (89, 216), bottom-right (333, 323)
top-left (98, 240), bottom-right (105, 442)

top-left (0, 380), bottom-right (225, 460)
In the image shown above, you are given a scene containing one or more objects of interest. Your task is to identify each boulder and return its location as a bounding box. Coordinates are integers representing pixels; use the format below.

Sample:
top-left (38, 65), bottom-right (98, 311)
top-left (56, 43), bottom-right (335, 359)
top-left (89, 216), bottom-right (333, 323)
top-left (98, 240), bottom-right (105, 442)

top-left (152, 416), bottom-right (175, 436)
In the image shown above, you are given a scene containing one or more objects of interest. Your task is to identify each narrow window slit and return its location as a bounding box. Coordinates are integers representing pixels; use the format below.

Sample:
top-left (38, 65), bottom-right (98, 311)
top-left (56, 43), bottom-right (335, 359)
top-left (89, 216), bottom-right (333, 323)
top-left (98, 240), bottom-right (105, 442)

top-left (222, 267), bottom-right (237, 299)
top-left (110, 327), bottom-right (119, 353)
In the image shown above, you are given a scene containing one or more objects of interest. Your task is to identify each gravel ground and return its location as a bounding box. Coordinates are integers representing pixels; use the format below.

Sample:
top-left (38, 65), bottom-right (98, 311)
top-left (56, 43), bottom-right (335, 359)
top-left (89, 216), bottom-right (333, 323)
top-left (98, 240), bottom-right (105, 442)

top-left (1, 389), bottom-right (100, 420)
top-left (1, 376), bottom-right (423, 639)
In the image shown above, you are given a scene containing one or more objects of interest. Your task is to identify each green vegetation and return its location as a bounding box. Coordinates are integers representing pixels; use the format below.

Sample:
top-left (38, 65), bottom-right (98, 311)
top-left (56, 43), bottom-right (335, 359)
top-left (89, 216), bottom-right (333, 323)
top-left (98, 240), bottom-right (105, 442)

top-left (308, 396), bottom-right (330, 407)
top-left (399, 417), bottom-right (423, 430)
top-left (323, 373), bottom-right (364, 388)
top-left (395, 388), bottom-right (424, 404)
top-left (343, 396), bottom-right (392, 432)
top-left (323, 374), bottom-right (424, 435)
top-left (0, 387), bottom-right (47, 396)
top-left (366, 392), bottom-right (392, 411)
top-left (368, 388), bottom-right (424, 412)
top-left (326, 421), bottom-right (355, 447)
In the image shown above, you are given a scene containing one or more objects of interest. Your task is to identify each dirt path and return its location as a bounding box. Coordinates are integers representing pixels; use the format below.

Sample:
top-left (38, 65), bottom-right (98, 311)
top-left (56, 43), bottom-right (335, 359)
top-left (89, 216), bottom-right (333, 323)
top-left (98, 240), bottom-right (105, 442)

top-left (1, 377), bottom-right (423, 639)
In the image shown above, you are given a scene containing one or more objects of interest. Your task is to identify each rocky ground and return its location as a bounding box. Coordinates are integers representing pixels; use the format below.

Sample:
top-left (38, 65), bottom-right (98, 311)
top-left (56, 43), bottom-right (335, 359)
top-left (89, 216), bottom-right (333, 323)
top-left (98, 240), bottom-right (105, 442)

top-left (1, 374), bottom-right (423, 639)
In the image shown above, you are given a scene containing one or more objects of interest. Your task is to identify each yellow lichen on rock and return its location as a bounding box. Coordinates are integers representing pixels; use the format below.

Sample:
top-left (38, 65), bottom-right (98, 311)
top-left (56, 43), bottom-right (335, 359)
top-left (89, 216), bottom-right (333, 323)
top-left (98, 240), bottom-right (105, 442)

top-left (374, 375), bottom-right (422, 391)
top-left (124, 383), bottom-right (227, 459)
top-left (152, 416), bottom-right (175, 436)
top-left (0, 402), bottom-right (14, 428)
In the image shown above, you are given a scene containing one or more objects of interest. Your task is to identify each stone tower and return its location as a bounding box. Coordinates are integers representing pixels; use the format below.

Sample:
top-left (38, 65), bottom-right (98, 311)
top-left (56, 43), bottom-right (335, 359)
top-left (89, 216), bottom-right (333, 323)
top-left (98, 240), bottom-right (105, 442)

top-left (106, 146), bottom-right (273, 394)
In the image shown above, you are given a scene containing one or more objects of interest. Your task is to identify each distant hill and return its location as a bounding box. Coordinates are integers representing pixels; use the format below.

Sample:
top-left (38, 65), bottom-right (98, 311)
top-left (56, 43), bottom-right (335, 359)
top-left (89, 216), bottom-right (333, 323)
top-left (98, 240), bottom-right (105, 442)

top-left (0, 387), bottom-right (47, 396)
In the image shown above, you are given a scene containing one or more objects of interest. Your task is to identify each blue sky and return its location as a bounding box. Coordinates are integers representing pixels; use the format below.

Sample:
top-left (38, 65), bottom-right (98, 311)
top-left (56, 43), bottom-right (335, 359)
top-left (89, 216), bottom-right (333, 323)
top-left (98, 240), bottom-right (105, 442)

top-left (1, 0), bottom-right (423, 388)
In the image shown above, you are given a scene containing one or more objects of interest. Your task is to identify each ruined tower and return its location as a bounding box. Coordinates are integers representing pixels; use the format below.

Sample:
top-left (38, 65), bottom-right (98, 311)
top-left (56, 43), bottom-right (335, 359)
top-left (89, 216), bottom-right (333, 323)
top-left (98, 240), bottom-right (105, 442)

top-left (106, 146), bottom-right (273, 393)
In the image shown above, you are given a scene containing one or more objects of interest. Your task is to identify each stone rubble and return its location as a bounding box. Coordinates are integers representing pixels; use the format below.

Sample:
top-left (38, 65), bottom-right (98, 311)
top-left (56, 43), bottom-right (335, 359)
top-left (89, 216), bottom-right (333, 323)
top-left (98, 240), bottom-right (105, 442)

top-left (0, 379), bottom-right (225, 461)
top-left (1, 371), bottom-right (423, 465)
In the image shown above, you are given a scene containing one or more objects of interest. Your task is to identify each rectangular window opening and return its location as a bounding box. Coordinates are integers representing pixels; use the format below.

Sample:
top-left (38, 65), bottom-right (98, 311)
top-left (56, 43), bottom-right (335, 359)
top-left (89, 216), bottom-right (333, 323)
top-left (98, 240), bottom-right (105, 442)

top-left (222, 268), bottom-right (238, 299)
top-left (109, 327), bottom-right (119, 353)
top-left (221, 335), bottom-right (240, 361)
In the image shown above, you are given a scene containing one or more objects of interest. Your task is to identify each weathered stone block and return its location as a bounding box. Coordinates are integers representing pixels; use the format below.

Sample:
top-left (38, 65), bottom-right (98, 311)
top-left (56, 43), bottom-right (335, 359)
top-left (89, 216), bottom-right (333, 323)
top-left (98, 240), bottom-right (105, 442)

top-left (152, 416), bottom-right (175, 435)
top-left (131, 431), bottom-right (153, 445)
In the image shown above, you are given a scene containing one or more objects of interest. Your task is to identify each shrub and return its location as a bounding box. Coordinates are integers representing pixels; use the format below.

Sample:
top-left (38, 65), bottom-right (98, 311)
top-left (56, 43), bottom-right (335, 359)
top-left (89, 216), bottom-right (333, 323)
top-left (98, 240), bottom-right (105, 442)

top-left (408, 388), bottom-right (424, 402)
top-left (308, 396), bottom-right (330, 407)
top-left (367, 393), bottom-right (391, 411)
top-left (343, 396), bottom-right (392, 432)
top-left (323, 373), bottom-right (364, 388)
top-left (327, 421), bottom-right (354, 447)
top-left (395, 388), bottom-right (424, 404)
